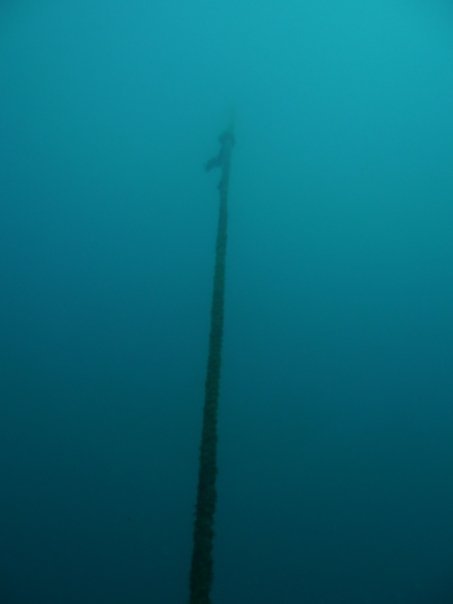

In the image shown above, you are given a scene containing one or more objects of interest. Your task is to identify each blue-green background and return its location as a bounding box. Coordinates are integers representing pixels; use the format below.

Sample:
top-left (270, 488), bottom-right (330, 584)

top-left (2, 2), bottom-right (453, 602)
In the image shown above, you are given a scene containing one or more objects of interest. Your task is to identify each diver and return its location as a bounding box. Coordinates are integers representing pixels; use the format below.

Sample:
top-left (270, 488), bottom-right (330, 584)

top-left (205, 127), bottom-right (235, 172)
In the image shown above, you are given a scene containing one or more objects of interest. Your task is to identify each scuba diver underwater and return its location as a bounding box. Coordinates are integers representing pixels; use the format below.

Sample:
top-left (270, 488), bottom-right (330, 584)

top-left (204, 125), bottom-right (235, 173)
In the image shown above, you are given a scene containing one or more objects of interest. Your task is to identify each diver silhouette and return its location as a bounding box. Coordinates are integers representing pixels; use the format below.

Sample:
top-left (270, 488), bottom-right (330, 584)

top-left (205, 128), bottom-right (235, 172)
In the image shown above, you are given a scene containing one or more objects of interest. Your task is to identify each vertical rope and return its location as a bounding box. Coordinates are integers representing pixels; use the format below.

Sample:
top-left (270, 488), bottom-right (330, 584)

top-left (189, 128), bottom-right (234, 604)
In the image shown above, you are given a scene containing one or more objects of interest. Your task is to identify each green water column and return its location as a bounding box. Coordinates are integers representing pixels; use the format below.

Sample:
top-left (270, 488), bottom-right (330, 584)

top-left (188, 123), bottom-right (235, 604)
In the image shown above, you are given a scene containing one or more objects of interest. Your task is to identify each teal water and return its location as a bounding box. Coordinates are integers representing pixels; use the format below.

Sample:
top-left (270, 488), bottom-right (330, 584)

top-left (1, 2), bottom-right (453, 602)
